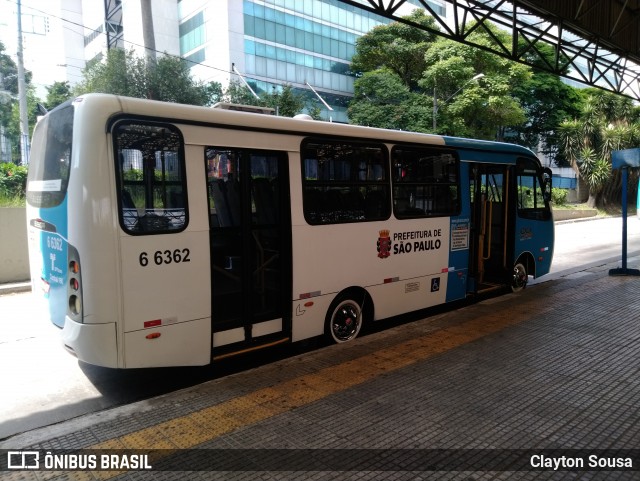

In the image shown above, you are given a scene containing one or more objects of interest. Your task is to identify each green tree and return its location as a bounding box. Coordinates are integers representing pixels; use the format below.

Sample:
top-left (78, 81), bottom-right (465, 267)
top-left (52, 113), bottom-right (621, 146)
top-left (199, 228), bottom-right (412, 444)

top-left (421, 22), bottom-right (530, 139)
top-left (75, 49), bottom-right (132, 97)
top-left (261, 84), bottom-right (304, 117)
top-left (350, 9), bottom-right (440, 90)
top-left (147, 54), bottom-right (222, 105)
top-left (223, 80), bottom-right (261, 106)
top-left (0, 41), bottom-right (19, 131)
top-left (348, 69), bottom-right (432, 132)
top-left (44, 81), bottom-right (73, 110)
top-left (6, 85), bottom-right (40, 154)
top-left (509, 42), bottom-right (582, 163)
top-left (75, 48), bottom-right (222, 106)
top-left (223, 81), bottom-right (315, 118)
top-left (347, 10), bottom-right (440, 131)
top-left (348, 17), bottom-right (530, 140)
top-left (0, 162), bottom-right (28, 198)
top-left (1, 40), bottom-right (36, 163)
top-left (558, 88), bottom-right (640, 207)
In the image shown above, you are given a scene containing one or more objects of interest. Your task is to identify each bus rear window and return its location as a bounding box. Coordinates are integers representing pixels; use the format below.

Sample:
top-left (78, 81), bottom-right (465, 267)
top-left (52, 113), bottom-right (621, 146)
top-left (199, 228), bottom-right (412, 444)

top-left (113, 122), bottom-right (188, 234)
top-left (26, 103), bottom-right (73, 208)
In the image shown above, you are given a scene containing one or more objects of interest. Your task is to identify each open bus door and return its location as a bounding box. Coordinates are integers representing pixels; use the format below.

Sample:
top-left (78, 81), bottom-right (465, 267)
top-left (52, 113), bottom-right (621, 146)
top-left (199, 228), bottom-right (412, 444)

top-left (469, 163), bottom-right (514, 293)
top-left (206, 148), bottom-right (292, 360)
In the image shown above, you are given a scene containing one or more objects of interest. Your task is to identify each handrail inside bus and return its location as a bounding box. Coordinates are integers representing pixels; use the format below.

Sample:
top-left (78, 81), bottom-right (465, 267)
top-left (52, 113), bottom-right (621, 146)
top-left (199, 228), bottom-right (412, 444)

top-left (483, 200), bottom-right (493, 261)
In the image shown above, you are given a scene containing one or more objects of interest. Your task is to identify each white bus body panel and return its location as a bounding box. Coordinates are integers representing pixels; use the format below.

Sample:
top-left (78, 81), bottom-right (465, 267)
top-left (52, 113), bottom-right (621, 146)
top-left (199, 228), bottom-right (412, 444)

top-left (290, 218), bottom-right (451, 341)
top-left (69, 96), bottom-right (122, 330)
top-left (117, 143), bottom-right (212, 368)
top-left (291, 296), bottom-right (333, 341)
top-left (366, 273), bottom-right (448, 320)
top-left (50, 96), bottom-right (126, 367)
top-left (61, 318), bottom-right (118, 368)
top-left (119, 231), bottom-right (210, 334)
top-left (123, 318), bottom-right (211, 368)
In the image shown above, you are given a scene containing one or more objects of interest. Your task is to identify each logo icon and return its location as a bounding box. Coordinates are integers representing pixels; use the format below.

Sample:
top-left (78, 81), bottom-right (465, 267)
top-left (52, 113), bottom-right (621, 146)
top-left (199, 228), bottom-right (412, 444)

top-left (7, 451), bottom-right (40, 470)
top-left (431, 277), bottom-right (440, 292)
top-left (377, 229), bottom-right (391, 259)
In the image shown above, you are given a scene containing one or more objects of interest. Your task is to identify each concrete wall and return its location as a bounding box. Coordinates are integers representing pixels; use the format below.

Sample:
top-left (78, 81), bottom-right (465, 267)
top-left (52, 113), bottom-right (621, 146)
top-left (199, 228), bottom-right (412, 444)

top-left (553, 208), bottom-right (598, 222)
top-left (0, 208), bottom-right (30, 283)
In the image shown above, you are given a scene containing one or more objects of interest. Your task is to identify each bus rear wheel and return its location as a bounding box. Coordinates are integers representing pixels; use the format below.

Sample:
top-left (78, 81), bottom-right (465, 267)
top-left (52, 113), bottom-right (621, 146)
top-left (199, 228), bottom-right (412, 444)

top-left (512, 262), bottom-right (528, 292)
top-left (325, 295), bottom-right (363, 343)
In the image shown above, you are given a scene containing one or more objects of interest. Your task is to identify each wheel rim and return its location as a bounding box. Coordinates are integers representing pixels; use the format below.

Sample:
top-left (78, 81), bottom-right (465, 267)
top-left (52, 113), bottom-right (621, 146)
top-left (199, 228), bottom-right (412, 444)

top-left (512, 263), bottom-right (527, 291)
top-left (330, 300), bottom-right (362, 342)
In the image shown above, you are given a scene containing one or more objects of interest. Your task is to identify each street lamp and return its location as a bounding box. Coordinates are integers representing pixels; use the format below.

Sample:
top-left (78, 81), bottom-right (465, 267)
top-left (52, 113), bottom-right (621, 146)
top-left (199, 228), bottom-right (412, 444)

top-left (433, 73), bottom-right (484, 131)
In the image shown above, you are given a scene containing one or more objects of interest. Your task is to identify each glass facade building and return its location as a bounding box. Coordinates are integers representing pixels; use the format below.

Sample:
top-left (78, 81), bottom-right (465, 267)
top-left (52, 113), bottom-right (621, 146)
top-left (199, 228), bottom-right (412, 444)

top-left (178, 0), bottom-right (447, 122)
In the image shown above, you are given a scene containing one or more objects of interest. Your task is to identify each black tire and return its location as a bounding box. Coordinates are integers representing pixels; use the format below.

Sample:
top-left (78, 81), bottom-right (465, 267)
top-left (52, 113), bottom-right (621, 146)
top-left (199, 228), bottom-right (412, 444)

top-left (511, 262), bottom-right (528, 292)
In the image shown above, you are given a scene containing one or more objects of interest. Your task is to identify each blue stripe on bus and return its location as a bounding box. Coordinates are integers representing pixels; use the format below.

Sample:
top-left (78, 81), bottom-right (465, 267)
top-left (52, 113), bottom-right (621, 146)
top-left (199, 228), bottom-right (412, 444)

top-left (37, 197), bottom-right (69, 328)
top-left (446, 164), bottom-right (472, 303)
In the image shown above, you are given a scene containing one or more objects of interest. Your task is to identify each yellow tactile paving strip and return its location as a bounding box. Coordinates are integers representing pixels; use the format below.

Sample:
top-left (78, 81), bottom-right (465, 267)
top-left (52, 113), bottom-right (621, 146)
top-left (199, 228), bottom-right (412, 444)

top-left (13, 290), bottom-right (560, 481)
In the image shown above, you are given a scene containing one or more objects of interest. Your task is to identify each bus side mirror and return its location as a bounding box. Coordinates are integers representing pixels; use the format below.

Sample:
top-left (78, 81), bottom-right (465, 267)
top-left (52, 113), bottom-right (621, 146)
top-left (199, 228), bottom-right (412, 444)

top-left (542, 167), bottom-right (552, 202)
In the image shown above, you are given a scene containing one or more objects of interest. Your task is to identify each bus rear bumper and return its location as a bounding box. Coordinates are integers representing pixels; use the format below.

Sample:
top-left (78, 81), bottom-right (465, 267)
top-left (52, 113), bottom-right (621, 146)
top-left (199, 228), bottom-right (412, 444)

top-left (61, 318), bottom-right (118, 368)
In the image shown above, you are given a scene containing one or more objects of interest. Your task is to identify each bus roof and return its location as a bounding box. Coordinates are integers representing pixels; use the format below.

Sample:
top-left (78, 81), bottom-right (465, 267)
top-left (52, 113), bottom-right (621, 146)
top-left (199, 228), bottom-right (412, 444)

top-left (73, 93), bottom-right (538, 159)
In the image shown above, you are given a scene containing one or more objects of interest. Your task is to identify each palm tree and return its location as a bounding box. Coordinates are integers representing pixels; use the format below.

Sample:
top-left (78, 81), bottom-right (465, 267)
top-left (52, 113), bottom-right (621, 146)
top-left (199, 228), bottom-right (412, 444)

top-left (559, 90), bottom-right (639, 208)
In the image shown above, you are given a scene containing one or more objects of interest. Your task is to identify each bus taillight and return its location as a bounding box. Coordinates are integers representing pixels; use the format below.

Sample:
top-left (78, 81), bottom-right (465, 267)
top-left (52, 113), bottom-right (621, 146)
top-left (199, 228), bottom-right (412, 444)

top-left (69, 295), bottom-right (81, 315)
top-left (67, 246), bottom-right (83, 322)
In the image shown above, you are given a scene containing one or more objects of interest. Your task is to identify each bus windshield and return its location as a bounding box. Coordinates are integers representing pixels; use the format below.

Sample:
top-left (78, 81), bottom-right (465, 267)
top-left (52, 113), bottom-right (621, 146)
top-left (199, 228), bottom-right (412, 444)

top-left (27, 103), bottom-right (74, 208)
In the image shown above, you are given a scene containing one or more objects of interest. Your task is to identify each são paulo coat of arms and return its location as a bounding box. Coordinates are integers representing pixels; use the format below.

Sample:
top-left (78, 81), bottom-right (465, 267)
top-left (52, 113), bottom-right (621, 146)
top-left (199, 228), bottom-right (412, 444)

top-left (377, 229), bottom-right (391, 259)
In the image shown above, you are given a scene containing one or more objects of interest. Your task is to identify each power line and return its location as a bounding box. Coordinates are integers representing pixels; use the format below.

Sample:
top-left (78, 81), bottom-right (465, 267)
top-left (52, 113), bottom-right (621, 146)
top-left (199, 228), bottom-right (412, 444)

top-left (4, 0), bottom-right (235, 80)
top-left (4, 0), bottom-right (339, 100)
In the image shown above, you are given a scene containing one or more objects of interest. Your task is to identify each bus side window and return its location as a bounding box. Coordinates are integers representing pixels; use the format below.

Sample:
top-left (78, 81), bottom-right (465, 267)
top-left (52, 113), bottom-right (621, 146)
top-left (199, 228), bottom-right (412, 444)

top-left (516, 157), bottom-right (551, 220)
top-left (114, 122), bottom-right (188, 235)
top-left (392, 146), bottom-right (460, 219)
top-left (206, 148), bottom-right (244, 227)
top-left (301, 139), bottom-right (390, 224)
top-left (364, 189), bottom-right (386, 219)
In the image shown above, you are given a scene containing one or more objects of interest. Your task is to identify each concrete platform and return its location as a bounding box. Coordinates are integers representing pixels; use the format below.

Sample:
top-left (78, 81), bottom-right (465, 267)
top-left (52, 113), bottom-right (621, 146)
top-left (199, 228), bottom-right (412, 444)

top-left (1, 259), bottom-right (640, 480)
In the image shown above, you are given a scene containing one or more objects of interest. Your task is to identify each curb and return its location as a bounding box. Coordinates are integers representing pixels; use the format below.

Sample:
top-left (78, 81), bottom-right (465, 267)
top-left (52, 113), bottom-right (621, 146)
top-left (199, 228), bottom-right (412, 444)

top-left (0, 281), bottom-right (31, 295)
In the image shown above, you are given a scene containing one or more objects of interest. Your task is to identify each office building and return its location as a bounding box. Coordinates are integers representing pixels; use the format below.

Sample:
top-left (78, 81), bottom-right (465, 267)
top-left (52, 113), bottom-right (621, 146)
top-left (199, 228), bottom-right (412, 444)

top-left (176, 0), bottom-right (445, 121)
top-left (8, 0), bottom-right (447, 123)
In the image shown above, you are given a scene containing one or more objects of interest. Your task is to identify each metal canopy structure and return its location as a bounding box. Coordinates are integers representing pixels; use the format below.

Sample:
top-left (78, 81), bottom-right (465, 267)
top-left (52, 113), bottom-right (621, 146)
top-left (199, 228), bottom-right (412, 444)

top-left (104, 0), bottom-right (124, 50)
top-left (338, 0), bottom-right (640, 101)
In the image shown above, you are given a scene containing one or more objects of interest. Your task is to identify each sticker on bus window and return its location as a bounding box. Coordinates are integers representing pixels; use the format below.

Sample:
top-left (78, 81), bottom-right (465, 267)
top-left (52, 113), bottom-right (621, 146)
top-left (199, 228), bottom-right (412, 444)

top-left (29, 179), bottom-right (62, 192)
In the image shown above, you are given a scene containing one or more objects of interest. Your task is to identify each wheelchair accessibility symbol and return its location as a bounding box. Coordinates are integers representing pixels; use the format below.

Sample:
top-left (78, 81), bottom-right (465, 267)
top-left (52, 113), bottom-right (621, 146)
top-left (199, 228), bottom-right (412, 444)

top-left (431, 277), bottom-right (440, 292)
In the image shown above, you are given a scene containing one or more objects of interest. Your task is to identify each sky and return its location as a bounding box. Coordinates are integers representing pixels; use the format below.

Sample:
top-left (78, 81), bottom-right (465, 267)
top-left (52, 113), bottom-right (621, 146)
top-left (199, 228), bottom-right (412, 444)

top-left (1, 0), bottom-right (82, 99)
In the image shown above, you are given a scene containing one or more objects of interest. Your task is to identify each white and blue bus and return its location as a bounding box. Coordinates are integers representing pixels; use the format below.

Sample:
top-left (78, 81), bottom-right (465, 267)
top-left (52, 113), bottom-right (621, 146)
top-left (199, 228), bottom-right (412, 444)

top-left (26, 94), bottom-right (553, 368)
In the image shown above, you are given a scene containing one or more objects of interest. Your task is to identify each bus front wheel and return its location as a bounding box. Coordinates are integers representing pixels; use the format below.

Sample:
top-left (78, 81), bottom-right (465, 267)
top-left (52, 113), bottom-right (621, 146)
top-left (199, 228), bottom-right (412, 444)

top-left (325, 295), bottom-right (363, 343)
top-left (512, 262), bottom-right (528, 292)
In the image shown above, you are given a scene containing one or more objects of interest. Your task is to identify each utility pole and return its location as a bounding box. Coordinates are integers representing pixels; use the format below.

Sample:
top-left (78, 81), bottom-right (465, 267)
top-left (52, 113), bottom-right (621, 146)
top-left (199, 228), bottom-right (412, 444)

top-left (16, 0), bottom-right (30, 165)
top-left (141, 0), bottom-right (156, 65)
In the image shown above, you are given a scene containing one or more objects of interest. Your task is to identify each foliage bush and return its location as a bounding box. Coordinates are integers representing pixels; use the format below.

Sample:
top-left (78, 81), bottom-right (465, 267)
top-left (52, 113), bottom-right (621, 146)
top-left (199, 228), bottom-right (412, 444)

top-left (550, 187), bottom-right (568, 206)
top-left (0, 162), bottom-right (28, 198)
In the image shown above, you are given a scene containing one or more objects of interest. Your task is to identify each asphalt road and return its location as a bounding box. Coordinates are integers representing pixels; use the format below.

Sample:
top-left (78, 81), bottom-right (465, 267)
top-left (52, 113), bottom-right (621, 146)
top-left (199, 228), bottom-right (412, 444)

top-left (545, 216), bottom-right (640, 276)
top-left (1, 216), bottom-right (639, 440)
